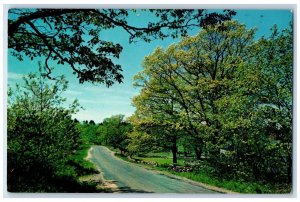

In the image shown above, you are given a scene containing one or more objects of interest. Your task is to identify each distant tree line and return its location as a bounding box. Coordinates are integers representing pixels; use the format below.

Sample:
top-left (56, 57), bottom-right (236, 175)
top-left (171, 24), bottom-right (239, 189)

top-left (77, 115), bottom-right (132, 155)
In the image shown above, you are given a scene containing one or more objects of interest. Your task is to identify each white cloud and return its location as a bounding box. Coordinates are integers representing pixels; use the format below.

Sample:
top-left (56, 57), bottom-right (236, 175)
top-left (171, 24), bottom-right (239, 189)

top-left (64, 90), bottom-right (82, 96)
top-left (72, 108), bottom-right (134, 123)
top-left (79, 97), bottom-right (131, 106)
top-left (8, 72), bottom-right (24, 80)
top-left (72, 110), bottom-right (96, 122)
top-left (65, 80), bottom-right (140, 123)
top-left (78, 99), bottom-right (99, 104)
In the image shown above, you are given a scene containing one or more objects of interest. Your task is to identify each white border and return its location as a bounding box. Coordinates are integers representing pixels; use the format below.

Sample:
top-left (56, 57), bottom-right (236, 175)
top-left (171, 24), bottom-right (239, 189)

top-left (1, 1), bottom-right (299, 202)
top-left (2, 4), bottom-right (298, 9)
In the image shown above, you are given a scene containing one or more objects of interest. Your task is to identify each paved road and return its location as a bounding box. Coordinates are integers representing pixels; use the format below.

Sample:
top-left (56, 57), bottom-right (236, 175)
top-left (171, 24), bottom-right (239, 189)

top-left (88, 145), bottom-right (217, 193)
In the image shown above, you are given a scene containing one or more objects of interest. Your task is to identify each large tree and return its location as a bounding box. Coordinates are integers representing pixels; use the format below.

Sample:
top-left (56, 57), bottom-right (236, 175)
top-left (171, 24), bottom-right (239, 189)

top-left (8, 9), bottom-right (235, 86)
top-left (132, 20), bottom-right (255, 161)
top-left (131, 20), bottom-right (293, 184)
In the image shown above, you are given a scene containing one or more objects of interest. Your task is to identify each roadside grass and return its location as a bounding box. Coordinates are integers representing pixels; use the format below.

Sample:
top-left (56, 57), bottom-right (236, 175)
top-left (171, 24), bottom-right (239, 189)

top-left (164, 171), bottom-right (269, 193)
top-left (142, 151), bottom-right (173, 158)
top-left (134, 156), bottom-right (185, 166)
top-left (69, 144), bottom-right (97, 176)
top-left (51, 144), bottom-right (101, 192)
top-left (19, 144), bottom-right (101, 192)
top-left (161, 165), bottom-right (291, 193)
top-left (114, 150), bottom-right (291, 194)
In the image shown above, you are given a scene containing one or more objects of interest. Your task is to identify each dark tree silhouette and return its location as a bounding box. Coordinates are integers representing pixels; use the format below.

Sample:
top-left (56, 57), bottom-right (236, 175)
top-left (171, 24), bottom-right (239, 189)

top-left (8, 9), bottom-right (236, 86)
top-left (89, 120), bottom-right (96, 125)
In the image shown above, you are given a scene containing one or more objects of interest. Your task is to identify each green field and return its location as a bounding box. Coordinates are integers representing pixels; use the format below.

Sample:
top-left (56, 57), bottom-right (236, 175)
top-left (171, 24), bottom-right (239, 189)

top-left (134, 152), bottom-right (185, 166)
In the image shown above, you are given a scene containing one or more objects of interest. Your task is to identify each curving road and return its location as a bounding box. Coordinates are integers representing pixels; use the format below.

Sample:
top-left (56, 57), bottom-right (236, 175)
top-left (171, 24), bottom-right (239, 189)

top-left (88, 145), bottom-right (218, 193)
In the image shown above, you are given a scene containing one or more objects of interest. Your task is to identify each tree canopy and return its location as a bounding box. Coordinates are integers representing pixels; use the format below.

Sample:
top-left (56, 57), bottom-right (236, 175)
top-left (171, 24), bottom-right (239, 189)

top-left (130, 20), bottom-right (292, 183)
top-left (131, 20), bottom-right (256, 163)
top-left (8, 9), bottom-right (236, 86)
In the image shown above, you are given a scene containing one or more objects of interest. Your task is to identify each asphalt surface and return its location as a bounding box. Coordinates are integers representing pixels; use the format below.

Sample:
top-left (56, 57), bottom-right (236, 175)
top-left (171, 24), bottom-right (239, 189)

top-left (89, 145), bottom-right (218, 193)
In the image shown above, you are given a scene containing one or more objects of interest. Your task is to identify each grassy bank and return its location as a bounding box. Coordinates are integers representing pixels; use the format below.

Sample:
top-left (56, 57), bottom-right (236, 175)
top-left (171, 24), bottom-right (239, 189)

top-left (10, 144), bottom-right (101, 192)
top-left (114, 151), bottom-right (291, 194)
top-left (69, 144), bottom-right (97, 175)
top-left (51, 144), bottom-right (101, 192)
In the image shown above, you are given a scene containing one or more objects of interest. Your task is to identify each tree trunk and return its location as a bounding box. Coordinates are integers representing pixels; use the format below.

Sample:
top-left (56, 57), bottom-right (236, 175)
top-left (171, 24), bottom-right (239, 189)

top-left (171, 141), bottom-right (178, 164)
top-left (195, 147), bottom-right (202, 160)
top-left (194, 138), bottom-right (203, 160)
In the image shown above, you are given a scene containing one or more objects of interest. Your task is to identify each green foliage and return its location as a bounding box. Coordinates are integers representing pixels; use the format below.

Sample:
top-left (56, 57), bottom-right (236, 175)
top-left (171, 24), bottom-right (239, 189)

top-left (68, 144), bottom-right (98, 176)
top-left (130, 20), bottom-right (293, 190)
top-left (135, 156), bottom-right (185, 167)
top-left (131, 20), bottom-right (255, 163)
top-left (120, 151), bottom-right (291, 193)
top-left (75, 114), bottom-right (133, 156)
top-left (7, 67), bottom-right (98, 192)
top-left (171, 171), bottom-right (290, 194)
top-left (76, 121), bottom-right (102, 145)
top-left (126, 130), bottom-right (156, 155)
top-left (212, 24), bottom-right (293, 183)
top-left (99, 114), bottom-right (132, 154)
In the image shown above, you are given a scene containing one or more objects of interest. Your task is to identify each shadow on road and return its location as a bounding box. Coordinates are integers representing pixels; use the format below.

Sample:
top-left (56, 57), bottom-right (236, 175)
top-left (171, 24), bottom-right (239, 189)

top-left (116, 187), bottom-right (154, 193)
top-left (97, 179), bottom-right (154, 193)
top-left (101, 186), bottom-right (154, 193)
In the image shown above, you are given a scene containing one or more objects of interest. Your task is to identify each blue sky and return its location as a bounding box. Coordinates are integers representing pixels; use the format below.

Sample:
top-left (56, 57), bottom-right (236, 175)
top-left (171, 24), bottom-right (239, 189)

top-left (7, 9), bottom-right (293, 123)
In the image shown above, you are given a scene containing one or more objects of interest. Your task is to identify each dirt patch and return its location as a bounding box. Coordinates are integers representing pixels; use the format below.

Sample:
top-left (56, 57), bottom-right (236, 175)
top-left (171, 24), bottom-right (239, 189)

top-left (79, 173), bottom-right (118, 192)
top-left (101, 180), bottom-right (118, 190)
top-left (85, 147), bottom-right (93, 160)
top-left (79, 173), bottom-right (103, 184)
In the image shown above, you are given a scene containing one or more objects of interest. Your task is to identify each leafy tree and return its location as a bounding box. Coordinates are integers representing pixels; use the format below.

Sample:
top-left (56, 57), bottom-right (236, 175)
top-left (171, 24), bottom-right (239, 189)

top-left (126, 130), bottom-right (157, 157)
top-left (7, 67), bottom-right (81, 192)
top-left (89, 120), bottom-right (96, 125)
top-left (99, 114), bottom-right (132, 155)
top-left (129, 110), bottom-right (183, 163)
top-left (215, 24), bottom-right (293, 182)
top-left (8, 9), bottom-right (235, 86)
top-left (132, 20), bottom-right (292, 185)
top-left (130, 70), bottom-right (192, 163)
top-left (76, 121), bottom-right (100, 145)
top-left (132, 21), bottom-right (255, 162)
top-left (96, 124), bottom-right (108, 145)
